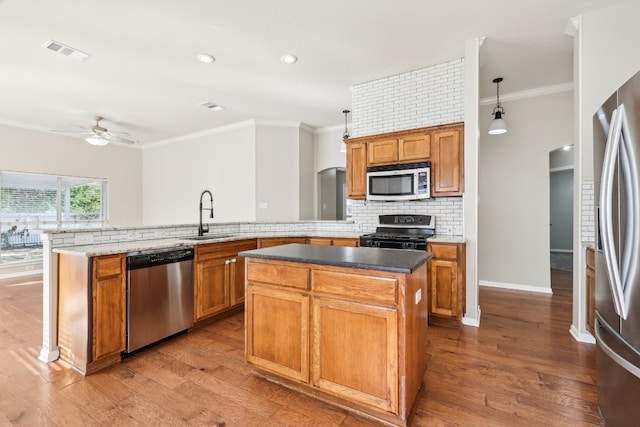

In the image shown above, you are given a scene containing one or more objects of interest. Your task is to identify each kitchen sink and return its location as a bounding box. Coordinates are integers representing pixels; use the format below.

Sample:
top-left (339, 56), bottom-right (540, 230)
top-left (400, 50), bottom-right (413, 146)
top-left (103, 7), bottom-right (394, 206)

top-left (183, 234), bottom-right (234, 241)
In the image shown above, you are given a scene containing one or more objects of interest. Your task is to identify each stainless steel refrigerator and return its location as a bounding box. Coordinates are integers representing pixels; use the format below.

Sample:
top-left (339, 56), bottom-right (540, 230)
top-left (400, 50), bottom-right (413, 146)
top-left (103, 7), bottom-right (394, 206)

top-left (594, 70), bottom-right (640, 426)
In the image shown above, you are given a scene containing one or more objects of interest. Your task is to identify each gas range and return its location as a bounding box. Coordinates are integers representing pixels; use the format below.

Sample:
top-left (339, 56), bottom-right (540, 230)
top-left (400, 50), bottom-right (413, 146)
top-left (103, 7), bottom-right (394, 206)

top-left (359, 214), bottom-right (435, 250)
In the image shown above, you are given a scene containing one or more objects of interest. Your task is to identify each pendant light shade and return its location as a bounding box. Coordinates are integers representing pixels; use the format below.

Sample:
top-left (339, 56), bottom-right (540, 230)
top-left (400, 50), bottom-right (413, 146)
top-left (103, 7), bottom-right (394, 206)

top-left (489, 77), bottom-right (507, 135)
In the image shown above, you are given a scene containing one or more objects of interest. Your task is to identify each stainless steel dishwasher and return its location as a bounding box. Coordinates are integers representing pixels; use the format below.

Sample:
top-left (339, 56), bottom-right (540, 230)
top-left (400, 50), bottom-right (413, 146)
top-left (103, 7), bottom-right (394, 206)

top-left (126, 247), bottom-right (194, 353)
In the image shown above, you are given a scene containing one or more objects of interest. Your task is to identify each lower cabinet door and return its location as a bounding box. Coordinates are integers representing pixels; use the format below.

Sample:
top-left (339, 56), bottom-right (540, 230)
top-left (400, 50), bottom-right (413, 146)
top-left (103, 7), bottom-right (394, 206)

top-left (429, 258), bottom-right (459, 318)
top-left (311, 297), bottom-right (398, 414)
top-left (246, 286), bottom-right (309, 383)
top-left (195, 257), bottom-right (230, 321)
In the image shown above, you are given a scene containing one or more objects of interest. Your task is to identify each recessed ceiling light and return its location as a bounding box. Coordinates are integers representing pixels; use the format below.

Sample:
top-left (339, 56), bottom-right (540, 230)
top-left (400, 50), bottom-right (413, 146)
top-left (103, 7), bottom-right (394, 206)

top-left (280, 54), bottom-right (298, 64)
top-left (197, 53), bottom-right (215, 64)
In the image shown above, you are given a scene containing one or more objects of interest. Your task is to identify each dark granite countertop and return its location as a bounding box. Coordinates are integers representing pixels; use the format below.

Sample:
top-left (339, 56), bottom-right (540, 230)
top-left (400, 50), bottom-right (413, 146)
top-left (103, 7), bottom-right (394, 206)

top-left (239, 243), bottom-right (432, 274)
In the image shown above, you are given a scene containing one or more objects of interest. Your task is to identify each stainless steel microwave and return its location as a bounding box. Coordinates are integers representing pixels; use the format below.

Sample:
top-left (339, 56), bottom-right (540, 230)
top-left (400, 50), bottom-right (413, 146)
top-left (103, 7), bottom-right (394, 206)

top-left (366, 161), bottom-right (431, 201)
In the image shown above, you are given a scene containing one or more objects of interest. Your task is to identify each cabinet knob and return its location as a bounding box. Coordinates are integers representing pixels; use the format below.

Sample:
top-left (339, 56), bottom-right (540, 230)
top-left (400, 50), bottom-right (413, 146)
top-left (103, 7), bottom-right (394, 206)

top-left (225, 260), bottom-right (231, 265)
top-left (231, 258), bottom-right (237, 263)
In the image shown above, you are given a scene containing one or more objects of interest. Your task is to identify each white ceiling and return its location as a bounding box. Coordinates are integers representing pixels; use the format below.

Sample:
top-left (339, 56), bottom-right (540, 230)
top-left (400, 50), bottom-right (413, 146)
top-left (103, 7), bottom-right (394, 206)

top-left (0, 0), bottom-right (625, 146)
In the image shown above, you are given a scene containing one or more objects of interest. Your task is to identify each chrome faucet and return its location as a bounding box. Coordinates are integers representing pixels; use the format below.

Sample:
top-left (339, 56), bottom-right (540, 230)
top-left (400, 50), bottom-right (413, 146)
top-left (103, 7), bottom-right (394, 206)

top-left (198, 190), bottom-right (214, 236)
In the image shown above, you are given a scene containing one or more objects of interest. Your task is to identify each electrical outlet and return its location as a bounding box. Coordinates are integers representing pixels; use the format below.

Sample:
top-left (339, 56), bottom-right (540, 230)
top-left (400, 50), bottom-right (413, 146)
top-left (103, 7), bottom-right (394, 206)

top-left (415, 288), bottom-right (422, 304)
top-left (259, 202), bottom-right (269, 209)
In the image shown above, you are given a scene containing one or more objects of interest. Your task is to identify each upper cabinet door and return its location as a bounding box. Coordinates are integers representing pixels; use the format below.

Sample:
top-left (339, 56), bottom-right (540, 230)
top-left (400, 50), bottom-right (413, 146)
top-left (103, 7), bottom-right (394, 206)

top-left (431, 125), bottom-right (464, 197)
top-left (398, 134), bottom-right (430, 162)
top-left (346, 142), bottom-right (367, 199)
top-left (367, 139), bottom-right (398, 166)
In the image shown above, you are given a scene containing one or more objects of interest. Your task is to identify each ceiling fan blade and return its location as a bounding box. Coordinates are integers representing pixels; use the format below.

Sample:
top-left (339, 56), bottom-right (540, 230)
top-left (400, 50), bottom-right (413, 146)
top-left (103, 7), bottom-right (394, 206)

top-left (108, 135), bottom-right (137, 145)
top-left (51, 129), bottom-right (93, 136)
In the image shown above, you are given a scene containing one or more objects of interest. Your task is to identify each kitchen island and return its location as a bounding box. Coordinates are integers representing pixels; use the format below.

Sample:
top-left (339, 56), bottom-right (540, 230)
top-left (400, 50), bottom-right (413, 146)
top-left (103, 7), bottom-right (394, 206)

top-left (240, 244), bottom-right (431, 427)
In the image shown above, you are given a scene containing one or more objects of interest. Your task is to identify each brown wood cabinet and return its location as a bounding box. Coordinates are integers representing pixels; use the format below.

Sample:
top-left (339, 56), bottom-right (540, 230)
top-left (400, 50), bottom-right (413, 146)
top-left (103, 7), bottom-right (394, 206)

top-left (245, 257), bottom-right (428, 426)
top-left (586, 247), bottom-right (596, 335)
top-left (427, 242), bottom-right (466, 326)
top-left (345, 123), bottom-right (463, 200)
top-left (194, 239), bottom-right (257, 322)
top-left (257, 237), bottom-right (308, 248)
top-left (58, 253), bottom-right (126, 374)
top-left (307, 237), bottom-right (360, 247)
top-left (346, 141), bottom-right (367, 199)
top-left (431, 126), bottom-right (464, 197)
top-left (368, 134), bottom-right (430, 166)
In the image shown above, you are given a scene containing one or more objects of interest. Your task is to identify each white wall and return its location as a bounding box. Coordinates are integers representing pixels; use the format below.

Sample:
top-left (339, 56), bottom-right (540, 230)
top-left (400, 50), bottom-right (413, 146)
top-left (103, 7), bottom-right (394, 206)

top-left (581, 0), bottom-right (640, 183)
top-left (0, 124), bottom-right (142, 226)
top-left (479, 90), bottom-right (573, 291)
top-left (255, 124), bottom-right (300, 221)
top-left (142, 124), bottom-right (256, 224)
top-left (298, 127), bottom-right (315, 220)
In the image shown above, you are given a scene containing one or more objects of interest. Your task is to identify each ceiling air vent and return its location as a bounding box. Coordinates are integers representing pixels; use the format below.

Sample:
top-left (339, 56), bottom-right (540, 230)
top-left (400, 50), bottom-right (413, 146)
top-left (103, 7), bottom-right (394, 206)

top-left (200, 101), bottom-right (225, 111)
top-left (42, 39), bottom-right (91, 61)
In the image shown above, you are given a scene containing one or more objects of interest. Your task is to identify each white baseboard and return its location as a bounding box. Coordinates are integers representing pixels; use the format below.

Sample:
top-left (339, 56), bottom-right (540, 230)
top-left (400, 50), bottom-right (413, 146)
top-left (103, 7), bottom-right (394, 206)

top-left (462, 306), bottom-right (481, 327)
top-left (569, 324), bottom-right (596, 344)
top-left (479, 280), bottom-right (553, 294)
top-left (0, 268), bottom-right (43, 280)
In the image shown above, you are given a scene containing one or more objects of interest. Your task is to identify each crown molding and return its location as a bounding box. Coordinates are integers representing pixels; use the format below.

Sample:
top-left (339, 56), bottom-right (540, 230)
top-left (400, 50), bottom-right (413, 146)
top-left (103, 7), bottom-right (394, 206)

top-left (479, 82), bottom-right (574, 106)
top-left (314, 124), bottom-right (345, 134)
top-left (143, 119), bottom-right (256, 149)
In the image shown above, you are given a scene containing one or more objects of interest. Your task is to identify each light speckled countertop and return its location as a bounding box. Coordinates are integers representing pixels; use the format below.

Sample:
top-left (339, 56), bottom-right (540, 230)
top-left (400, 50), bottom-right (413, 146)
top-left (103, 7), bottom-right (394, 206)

top-left (53, 232), bottom-right (466, 257)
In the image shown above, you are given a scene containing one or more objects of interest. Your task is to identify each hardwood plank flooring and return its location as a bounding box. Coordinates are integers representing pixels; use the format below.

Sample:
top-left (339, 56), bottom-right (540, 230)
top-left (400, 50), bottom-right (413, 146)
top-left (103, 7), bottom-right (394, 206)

top-left (0, 272), bottom-right (602, 426)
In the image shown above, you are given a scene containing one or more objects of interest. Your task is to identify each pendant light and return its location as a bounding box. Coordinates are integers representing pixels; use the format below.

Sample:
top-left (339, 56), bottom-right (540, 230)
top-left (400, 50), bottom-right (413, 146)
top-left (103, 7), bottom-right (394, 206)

top-left (342, 109), bottom-right (350, 139)
top-left (340, 109), bottom-right (350, 153)
top-left (489, 77), bottom-right (507, 135)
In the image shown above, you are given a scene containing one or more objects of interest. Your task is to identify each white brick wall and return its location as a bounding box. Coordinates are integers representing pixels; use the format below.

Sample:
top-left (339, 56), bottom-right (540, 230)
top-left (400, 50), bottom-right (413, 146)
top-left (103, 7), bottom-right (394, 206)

top-left (351, 58), bottom-right (465, 137)
top-left (350, 198), bottom-right (463, 236)
top-left (582, 181), bottom-right (595, 244)
top-left (350, 58), bottom-right (466, 236)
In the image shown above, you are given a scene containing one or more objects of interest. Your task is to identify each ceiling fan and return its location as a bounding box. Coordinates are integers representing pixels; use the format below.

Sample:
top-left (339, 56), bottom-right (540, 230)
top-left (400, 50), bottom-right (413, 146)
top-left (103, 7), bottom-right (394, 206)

top-left (52, 116), bottom-right (137, 146)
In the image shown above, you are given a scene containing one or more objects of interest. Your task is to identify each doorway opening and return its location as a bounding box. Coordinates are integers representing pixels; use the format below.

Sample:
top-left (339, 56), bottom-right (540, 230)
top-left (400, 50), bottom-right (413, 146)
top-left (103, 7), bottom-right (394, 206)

top-left (318, 167), bottom-right (346, 220)
top-left (549, 145), bottom-right (574, 293)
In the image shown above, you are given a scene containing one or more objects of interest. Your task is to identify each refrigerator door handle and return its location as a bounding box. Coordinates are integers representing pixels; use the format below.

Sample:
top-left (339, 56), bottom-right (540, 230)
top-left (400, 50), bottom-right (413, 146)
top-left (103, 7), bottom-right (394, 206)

top-left (596, 318), bottom-right (640, 380)
top-left (600, 107), bottom-right (627, 318)
top-left (618, 104), bottom-right (640, 316)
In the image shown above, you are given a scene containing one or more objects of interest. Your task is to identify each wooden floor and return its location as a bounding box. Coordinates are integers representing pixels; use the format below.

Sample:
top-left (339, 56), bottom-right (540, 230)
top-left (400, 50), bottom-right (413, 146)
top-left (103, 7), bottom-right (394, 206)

top-left (0, 271), bottom-right (602, 426)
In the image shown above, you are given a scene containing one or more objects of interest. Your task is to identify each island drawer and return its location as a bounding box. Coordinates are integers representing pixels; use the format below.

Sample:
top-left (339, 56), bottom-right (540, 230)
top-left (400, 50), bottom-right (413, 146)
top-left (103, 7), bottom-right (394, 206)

top-left (428, 243), bottom-right (458, 260)
top-left (247, 260), bottom-right (309, 289)
top-left (311, 270), bottom-right (397, 305)
top-left (93, 254), bottom-right (124, 279)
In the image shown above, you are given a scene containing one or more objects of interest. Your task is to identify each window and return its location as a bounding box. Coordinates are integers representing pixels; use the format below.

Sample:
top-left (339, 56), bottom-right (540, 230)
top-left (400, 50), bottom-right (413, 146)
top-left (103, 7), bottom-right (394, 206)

top-left (0, 171), bottom-right (108, 264)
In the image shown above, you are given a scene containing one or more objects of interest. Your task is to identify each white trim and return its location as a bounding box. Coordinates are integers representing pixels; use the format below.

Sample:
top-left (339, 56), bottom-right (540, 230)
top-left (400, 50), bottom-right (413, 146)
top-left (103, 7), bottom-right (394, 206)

top-left (480, 280), bottom-right (553, 294)
top-left (569, 324), bottom-right (596, 344)
top-left (462, 306), bottom-right (481, 327)
top-left (480, 82), bottom-right (574, 105)
top-left (142, 119), bottom-right (256, 148)
top-left (314, 124), bottom-right (344, 134)
top-left (0, 268), bottom-right (43, 280)
top-left (551, 249), bottom-right (573, 254)
top-left (550, 165), bottom-right (574, 172)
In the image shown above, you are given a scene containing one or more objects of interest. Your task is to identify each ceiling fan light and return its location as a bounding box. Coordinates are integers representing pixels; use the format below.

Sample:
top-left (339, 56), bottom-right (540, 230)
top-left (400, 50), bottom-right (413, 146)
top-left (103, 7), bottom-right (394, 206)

top-left (85, 136), bottom-right (109, 146)
top-left (488, 111), bottom-right (507, 135)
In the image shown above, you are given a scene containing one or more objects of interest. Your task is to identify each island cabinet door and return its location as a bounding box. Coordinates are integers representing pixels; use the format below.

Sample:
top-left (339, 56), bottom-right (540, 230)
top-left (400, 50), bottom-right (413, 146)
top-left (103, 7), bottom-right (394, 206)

top-left (92, 254), bottom-right (126, 361)
top-left (311, 297), bottom-right (398, 414)
top-left (245, 286), bottom-right (310, 383)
